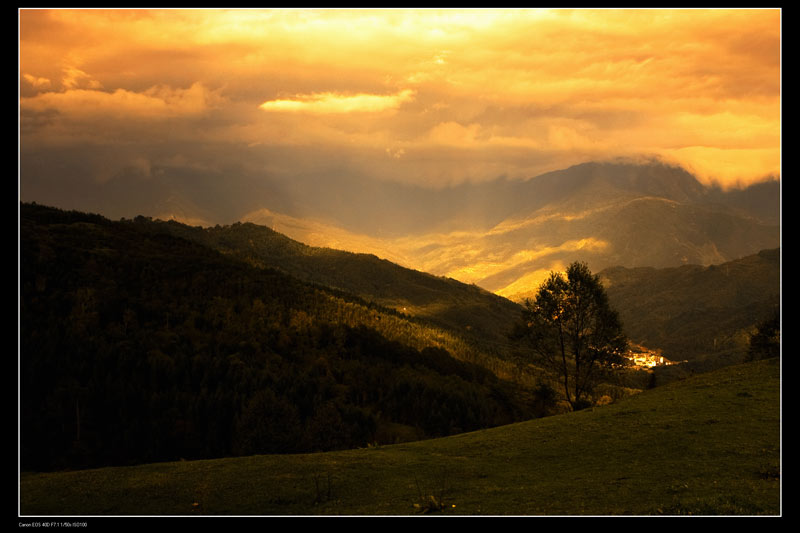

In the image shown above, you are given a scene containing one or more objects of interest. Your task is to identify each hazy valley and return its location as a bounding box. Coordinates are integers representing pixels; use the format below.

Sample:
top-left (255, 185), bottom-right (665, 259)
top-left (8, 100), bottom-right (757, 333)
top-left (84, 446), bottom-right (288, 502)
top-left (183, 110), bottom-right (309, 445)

top-left (234, 160), bottom-right (779, 300)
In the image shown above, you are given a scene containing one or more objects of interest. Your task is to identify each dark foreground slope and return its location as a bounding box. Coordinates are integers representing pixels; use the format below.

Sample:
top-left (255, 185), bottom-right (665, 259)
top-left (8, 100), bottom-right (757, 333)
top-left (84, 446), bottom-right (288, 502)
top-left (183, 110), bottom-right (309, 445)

top-left (20, 358), bottom-right (780, 516)
top-left (20, 203), bottom-right (532, 472)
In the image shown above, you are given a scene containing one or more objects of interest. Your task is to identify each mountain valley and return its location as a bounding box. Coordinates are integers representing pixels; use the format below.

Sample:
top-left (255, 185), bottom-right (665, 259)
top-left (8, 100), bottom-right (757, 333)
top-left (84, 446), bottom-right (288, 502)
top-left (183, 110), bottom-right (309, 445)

top-left (237, 160), bottom-right (779, 300)
top-left (18, 159), bottom-right (781, 473)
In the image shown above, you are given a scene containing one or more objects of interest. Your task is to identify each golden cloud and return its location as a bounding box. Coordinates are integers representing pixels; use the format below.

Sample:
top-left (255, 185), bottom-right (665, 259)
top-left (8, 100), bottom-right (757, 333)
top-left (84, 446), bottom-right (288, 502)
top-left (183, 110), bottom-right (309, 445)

top-left (19, 8), bottom-right (781, 188)
top-left (22, 73), bottom-right (52, 89)
top-left (259, 89), bottom-right (416, 114)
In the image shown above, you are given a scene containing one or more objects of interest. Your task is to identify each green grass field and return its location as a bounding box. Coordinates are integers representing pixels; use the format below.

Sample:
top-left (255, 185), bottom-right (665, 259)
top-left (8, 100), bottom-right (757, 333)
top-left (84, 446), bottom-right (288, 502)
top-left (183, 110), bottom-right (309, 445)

top-left (19, 358), bottom-right (780, 516)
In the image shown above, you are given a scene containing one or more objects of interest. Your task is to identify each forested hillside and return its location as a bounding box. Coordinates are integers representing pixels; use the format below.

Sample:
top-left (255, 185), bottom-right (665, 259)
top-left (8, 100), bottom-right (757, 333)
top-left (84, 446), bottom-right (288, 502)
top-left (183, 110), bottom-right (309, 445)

top-left (20, 203), bottom-right (534, 472)
top-left (139, 216), bottom-right (525, 362)
top-left (600, 248), bottom-right (780, 377)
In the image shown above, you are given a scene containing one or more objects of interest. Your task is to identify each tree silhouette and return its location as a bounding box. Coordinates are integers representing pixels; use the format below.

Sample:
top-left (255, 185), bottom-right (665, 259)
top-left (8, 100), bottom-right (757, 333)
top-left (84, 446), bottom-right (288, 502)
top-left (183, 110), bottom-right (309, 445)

top-left (514, 261), bottom-right (627, 410)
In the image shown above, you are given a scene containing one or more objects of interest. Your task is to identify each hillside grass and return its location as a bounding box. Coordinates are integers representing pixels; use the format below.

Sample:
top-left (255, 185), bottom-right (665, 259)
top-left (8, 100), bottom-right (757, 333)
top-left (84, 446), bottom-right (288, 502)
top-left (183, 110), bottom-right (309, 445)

top-left (19, 359), bottom-right (780, 516)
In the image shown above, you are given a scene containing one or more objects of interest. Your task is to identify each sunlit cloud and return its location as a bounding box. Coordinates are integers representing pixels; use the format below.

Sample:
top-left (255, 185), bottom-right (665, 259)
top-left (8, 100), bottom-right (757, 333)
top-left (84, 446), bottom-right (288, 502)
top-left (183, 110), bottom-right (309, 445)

top-left (259, 89), bottom-right (416, 114)
top-left (660, 147), bottom-right (781, 188)
top-left (61, 66), bottom-right (103, 90)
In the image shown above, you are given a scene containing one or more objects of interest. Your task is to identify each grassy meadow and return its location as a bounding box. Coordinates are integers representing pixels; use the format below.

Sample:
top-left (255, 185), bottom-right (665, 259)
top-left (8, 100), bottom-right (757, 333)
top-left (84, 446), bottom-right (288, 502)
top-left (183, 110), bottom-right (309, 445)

top-left (20, 358), bottom-right (780, 516)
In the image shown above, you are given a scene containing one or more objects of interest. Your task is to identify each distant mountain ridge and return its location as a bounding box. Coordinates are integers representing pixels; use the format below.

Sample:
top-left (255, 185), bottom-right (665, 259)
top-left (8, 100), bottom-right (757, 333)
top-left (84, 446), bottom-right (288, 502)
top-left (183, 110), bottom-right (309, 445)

top-left (28, 156), bottom-right (778, 301)
top-left (233, 159), bottom-right (780, 301)
top-left (270, 159), bottom-right (778, 236)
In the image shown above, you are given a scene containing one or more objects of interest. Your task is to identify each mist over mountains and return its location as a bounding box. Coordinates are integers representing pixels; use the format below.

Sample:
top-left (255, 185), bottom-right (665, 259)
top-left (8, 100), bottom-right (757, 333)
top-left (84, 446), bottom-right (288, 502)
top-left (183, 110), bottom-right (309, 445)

top-left (21, 157), bottom-right (780, 301)
top-left (239, 160), bottom-right (780, 300)
top-left (198, 159), bottom-right (779, 237)
top-left (241, 159), bottom-right (778, 234)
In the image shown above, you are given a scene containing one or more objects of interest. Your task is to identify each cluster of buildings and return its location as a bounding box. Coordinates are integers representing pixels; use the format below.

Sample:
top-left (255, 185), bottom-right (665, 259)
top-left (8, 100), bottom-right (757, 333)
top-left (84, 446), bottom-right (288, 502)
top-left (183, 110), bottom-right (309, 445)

top-left (624, 345), bottom-right (680, 368)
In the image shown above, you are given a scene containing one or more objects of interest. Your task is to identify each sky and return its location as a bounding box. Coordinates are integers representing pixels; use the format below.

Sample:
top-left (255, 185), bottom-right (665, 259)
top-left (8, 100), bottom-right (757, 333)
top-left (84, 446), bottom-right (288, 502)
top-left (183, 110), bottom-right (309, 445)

top-left (19, 8), bottom-right (781, 226)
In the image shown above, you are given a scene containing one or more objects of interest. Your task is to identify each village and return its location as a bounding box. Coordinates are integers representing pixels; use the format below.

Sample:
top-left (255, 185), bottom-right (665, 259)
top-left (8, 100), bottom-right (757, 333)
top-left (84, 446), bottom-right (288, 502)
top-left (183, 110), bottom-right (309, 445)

top-left (624, 344), bottom-right (682, 368)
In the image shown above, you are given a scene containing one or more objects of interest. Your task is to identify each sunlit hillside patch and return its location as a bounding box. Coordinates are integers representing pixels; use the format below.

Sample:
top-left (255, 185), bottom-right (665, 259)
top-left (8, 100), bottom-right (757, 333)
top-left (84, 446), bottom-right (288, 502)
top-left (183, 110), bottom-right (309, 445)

top-left (442, 238), bottom-right (610, 289)
top-left (241, 207), bottom-right (416, 268)
top-left (494, 264), bottom-right (566, 301)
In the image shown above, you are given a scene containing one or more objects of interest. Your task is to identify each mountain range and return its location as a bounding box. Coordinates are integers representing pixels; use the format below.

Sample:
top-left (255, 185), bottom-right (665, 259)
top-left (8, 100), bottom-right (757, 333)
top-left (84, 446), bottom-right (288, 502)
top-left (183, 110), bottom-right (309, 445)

top-left (46, 157), bottom-right (778, 302)
top-left (18, 152), bottom-right (782, 475)
top-left (142, 202), bottom-right (780, 370)
top-left (233, 159), bottom-right (780, 301)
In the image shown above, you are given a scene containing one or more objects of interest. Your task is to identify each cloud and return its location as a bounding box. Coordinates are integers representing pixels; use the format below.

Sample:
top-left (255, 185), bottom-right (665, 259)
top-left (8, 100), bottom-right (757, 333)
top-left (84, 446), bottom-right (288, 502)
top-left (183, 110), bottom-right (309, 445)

top-left (385, 147), bottom-right (406, 159)
top-left (259, 89), bottom-right (416, 114)
top-left (61, 66), bottom-right (103, 90)
top-left (21, 81), bottom-right (224, 120)
top-left (427, 121), bottom-right (482, 146)
top-left (660, 147), bottom-right (780, 187)
top-left (19, 7), bottom-right (781, 221)
top-left (22, 73), bottom-right (51, 90)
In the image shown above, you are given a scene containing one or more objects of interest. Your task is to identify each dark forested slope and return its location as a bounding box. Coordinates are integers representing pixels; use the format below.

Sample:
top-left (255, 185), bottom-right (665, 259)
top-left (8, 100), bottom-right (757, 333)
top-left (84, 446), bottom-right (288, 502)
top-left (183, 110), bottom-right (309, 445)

top-left (20, 203), bottom-right (532, 472)
top-left (141, 217), bottom-right (525, 362)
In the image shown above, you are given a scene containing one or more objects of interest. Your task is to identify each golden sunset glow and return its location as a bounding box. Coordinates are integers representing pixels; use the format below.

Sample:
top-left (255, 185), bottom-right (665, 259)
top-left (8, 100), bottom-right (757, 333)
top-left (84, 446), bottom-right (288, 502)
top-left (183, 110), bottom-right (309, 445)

top-left (17, 10), bottom-right (783, 516)
top-left (20, 8), bottom-right (780, 188)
